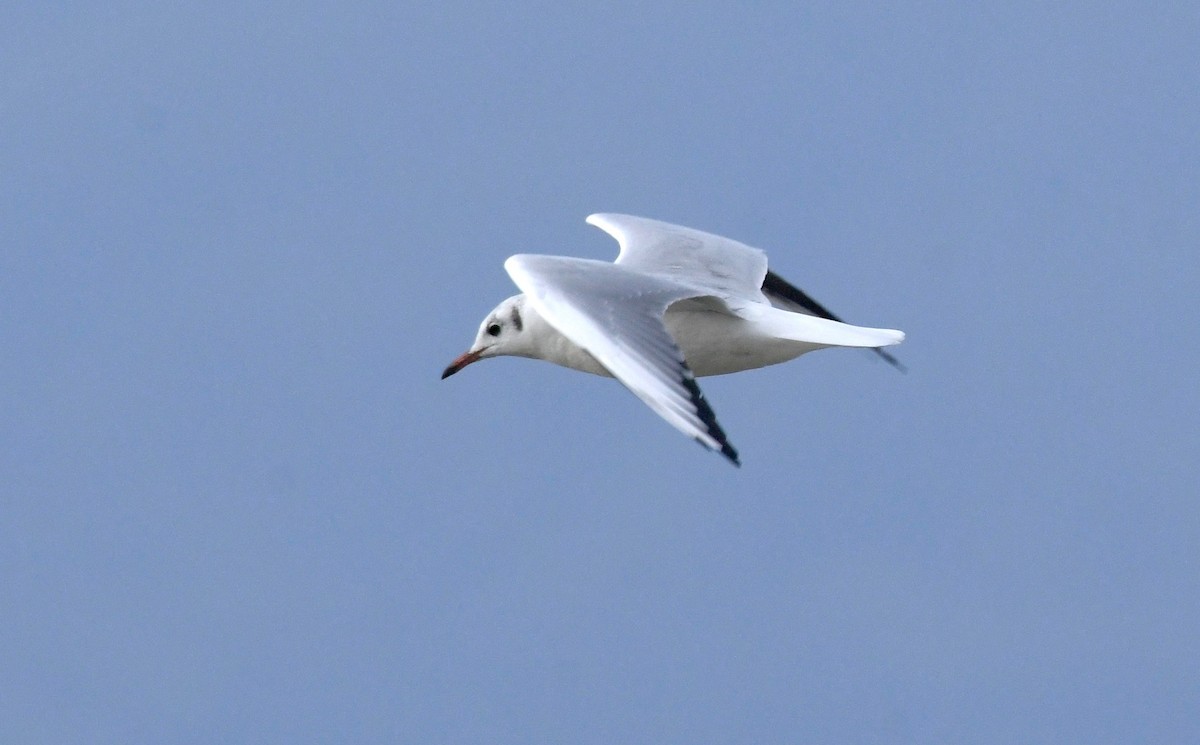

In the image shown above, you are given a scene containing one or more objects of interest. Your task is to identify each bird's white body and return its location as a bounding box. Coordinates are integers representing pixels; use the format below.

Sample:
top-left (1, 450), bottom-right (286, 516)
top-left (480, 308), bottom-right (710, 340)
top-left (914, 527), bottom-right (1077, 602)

top-left (443, 213), bottom-right (905, 465)
top-left (662, 300), bottom-right (836, 376)
top-left (513, 299), bottom-right (829, 378)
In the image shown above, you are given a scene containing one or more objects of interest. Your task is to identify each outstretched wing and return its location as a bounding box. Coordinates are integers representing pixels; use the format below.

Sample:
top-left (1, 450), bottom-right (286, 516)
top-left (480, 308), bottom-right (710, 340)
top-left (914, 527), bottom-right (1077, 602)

top-left (586, 213), bottom-right (768, 304)
top-left (589, 214), bottom-right (907, 371)
top-left (505, 253), bottom-right (740, 465)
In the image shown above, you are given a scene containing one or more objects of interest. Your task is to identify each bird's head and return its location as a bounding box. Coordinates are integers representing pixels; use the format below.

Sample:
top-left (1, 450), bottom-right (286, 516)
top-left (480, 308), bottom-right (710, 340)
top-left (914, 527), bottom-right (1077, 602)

top-left (441, 294), bottom-right (533, 379)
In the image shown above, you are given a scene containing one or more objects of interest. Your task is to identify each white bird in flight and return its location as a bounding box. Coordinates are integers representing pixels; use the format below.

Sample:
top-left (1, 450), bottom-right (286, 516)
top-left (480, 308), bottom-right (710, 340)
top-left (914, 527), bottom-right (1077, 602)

top-left (442, 214), bottom-right (905, 466)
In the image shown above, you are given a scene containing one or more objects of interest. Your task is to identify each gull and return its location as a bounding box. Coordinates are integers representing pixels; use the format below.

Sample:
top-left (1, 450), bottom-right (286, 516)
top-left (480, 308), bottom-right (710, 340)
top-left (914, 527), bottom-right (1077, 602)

top-left (441, 214), bottom-right (905, 466)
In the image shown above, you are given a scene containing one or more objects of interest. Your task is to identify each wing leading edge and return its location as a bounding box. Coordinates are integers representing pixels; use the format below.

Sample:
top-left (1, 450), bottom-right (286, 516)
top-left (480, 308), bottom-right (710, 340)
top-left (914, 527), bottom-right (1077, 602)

top-left (505, 254), bottom-right (740, 465)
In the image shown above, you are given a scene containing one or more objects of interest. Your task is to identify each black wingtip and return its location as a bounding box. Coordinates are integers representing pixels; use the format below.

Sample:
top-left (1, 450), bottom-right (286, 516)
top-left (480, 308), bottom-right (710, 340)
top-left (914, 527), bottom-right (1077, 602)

top-left (679, 374), bottom-right (740, 467)
top-left (762, 270), bottom-right (844, 322)
top-left (720, 442), bottom-right (741, 467)
top-left (694, 436), bottom-right (740, 466)
top-left (873, 347), bottom-right (908, 374)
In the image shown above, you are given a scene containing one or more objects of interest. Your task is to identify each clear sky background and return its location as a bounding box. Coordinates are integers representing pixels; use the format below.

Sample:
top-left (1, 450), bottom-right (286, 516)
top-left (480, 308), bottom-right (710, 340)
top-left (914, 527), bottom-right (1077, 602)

top-left (3, 3), bottom-right (1198, 743)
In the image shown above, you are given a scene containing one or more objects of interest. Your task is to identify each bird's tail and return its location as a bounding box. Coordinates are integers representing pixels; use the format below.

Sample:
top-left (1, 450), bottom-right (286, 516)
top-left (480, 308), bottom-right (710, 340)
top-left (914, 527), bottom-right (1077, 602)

top-left (741, 304), bottom-right (904, 348)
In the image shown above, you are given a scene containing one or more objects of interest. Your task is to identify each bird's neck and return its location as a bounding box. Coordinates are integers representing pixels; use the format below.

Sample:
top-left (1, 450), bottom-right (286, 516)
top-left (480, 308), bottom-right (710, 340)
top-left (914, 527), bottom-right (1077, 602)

top-left (521, 303), bottom-right (611, 377)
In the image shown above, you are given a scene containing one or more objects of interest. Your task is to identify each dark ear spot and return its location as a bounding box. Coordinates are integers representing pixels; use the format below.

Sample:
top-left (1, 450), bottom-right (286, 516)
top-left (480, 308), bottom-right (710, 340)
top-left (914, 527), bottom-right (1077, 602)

top-left (510, 306), bottom-right (523, 331)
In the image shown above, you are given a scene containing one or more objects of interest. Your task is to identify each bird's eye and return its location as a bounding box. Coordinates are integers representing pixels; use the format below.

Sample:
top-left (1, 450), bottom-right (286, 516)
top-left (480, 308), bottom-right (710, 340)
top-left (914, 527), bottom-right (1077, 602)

top-left (486, 323), bottom-right (502, 337)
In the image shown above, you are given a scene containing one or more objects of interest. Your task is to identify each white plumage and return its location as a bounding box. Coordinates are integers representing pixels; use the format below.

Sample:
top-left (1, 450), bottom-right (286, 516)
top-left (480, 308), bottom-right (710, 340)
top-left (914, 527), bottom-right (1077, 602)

top-left (442, 214), bottom-right (905, 465)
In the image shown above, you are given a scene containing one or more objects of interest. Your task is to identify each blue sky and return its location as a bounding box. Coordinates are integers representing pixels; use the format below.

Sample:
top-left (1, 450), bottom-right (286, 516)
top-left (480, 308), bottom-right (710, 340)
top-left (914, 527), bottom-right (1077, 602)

top-left (3, 3), bottom-right (1198, 742)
